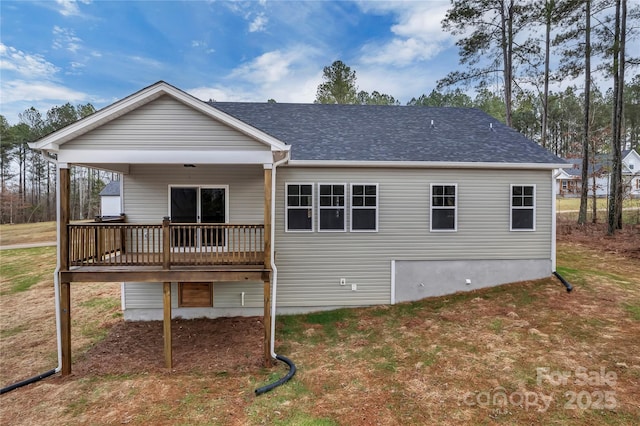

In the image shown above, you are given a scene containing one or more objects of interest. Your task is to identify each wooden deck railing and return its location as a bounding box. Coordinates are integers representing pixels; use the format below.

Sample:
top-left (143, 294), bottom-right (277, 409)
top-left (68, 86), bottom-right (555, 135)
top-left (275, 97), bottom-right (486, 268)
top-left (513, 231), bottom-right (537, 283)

top-left (68, 222), bottom-right (265, 268)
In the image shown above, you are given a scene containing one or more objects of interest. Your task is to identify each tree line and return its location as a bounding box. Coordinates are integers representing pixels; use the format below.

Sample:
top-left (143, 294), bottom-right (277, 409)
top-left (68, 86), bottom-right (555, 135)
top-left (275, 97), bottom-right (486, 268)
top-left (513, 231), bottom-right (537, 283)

top-left (1, 0), bottom-right (637, 233)
top-left (0, 103), bottom-right (118, 224)
top-left (314, 0), bottom-right (638, 234)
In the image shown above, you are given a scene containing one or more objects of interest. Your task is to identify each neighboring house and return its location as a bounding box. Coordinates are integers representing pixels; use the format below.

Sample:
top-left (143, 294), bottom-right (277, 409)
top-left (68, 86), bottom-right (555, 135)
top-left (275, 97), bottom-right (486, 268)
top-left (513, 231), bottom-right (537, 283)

top-left (99, 180), bottom-right (122, 217)
top-left (622, 150), bottom-right (640, 198)
top-left (29, 81), bottom-right (566, 374)
top-left (556, 150), bottom-right (640, 198)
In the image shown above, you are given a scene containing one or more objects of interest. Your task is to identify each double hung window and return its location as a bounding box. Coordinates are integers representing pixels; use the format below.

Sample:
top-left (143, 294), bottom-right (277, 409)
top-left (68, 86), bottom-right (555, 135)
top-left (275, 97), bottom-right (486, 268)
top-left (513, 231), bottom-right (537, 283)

top-left (319, 184), bottom-right (346, 231)
top-left (286, 183), bottom-right (314, 231)
top-left (350, 184), bottom-right (378, 231)
top-left (431, 184), bottom-right (457, 231)
top-left (510, 185), bottom-right (535, 231)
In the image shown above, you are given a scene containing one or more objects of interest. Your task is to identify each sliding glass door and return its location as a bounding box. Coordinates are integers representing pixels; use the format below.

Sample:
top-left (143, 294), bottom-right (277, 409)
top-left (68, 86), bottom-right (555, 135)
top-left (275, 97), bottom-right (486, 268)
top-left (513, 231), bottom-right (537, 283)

top-left (170, 186), bottom-right (227, 248)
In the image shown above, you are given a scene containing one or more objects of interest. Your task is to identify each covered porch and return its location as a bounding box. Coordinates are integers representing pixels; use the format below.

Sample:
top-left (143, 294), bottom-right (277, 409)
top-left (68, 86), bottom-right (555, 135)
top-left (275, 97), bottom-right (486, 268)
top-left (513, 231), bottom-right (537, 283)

top-left (56, 164), bottom-right (276, 375)
top-left (28, 82), bottom-right (291, 376)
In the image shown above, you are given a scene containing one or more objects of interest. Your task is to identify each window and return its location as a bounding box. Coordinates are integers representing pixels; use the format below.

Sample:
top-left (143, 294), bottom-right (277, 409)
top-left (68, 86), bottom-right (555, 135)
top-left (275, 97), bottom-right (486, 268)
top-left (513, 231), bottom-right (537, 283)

top-left (511, 185), bottom-right (535, 231)
top-left (286, 183), bottom-right (313, 231)
top-left (351, 184), bottom-right (378, 231)
top-left (431, 184), bottom-right (457, 231)
top-left (561, 180), bottom-right (567, 190)
top-left (319, 184), bottom-right (346, 231)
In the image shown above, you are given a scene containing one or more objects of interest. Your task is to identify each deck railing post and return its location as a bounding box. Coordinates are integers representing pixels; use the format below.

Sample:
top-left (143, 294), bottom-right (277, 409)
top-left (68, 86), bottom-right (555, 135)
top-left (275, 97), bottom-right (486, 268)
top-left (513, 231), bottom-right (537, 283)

top-left (162, 217), bottom-right (171, 270)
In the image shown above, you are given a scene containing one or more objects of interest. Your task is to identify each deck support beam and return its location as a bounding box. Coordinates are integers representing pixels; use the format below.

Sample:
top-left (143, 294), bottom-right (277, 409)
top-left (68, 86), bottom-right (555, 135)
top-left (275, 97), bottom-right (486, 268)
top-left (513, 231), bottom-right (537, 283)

top-left (163, 282), bottom-right (172, 369)
top-left (59, 165), bottom-right (72, 376)
top-left (263, 167), bottom-right (273, 367)
top-left (60, 281), bottom-right (72, 375)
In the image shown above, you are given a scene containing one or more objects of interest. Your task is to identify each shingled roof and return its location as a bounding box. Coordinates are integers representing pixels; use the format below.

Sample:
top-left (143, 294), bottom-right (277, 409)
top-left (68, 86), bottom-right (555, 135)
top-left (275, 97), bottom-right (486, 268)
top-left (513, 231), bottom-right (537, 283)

top-left (211, 102), bottom-right (564, 165)
top-left (99, 181), bottom-right (120, 196)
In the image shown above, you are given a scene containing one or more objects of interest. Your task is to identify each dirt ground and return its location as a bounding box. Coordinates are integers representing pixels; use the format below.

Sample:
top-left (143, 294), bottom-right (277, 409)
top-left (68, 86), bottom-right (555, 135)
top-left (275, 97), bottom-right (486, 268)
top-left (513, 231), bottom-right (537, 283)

top-left (1, 222), bottom-right (639, 425)
top-left (60, 220), bottom-right (639, 379)
top-left (557, 219), bottom-right (640, 259)
top-left (69, 317), bottom-right (265, 378)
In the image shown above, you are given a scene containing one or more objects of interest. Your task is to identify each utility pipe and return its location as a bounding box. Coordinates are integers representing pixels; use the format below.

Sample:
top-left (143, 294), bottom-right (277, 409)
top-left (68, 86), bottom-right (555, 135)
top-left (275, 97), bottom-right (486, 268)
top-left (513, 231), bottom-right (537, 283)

top-left (255, 150), bottom-right (296, 395)
top-left (553, 271), bottom-right (573, 293)
top-left (1, 163), bottom-right (63, 395)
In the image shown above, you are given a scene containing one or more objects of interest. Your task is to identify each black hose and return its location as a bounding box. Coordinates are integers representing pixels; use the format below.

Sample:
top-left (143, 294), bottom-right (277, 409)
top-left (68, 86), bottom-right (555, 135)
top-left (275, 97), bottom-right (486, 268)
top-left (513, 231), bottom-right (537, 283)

top-left (0, 369), bottom-right (57, 395)
top-left (553, 271), bottom-right (573, 293)
top-left (255, 354), bottom-right (296, 396)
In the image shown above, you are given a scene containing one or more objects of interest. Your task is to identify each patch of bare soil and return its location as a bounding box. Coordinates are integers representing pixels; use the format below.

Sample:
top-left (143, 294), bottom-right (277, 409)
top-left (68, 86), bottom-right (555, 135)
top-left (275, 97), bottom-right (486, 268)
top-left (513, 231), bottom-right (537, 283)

top-left (557, 220), bottom-right (640, 258)
top-left (69, 317), bottom-right (265, 378)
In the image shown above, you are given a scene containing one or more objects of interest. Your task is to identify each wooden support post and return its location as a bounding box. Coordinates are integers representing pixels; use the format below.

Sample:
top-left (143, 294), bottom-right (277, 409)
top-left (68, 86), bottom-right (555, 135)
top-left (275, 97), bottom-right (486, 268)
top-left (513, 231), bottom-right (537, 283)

top-left (162, 217), bottom-right (171, 270)
top-left (263, 167), bottom-right (273, 367)
top-left (163, 282), bottom-right (172, 369)
top-left (60, 167), bottom-right (70, 272)
top-left (60, 281), bottom-right (72, 375)
top-left (59, 166), bottom-right (72, 375)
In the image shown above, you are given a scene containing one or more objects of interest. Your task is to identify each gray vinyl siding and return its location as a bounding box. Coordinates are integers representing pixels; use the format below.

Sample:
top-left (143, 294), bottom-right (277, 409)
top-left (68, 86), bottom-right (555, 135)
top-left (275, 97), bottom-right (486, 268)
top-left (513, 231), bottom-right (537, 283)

top-left (123, 164), bottom-right (264, 223)
top-left (124, 282), bottom-right (263, 310)
top-left (274, 167), bottom-right (553, 307)
top-left (122, 164), bottom-right (264, 311)
top-left (64, 95), bottom-right (268, 151)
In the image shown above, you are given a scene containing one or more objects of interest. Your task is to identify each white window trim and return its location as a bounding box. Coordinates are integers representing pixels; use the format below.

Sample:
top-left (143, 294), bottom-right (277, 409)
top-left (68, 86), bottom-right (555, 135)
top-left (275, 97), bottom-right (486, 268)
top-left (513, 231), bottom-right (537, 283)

top-left (430, 183), bottom-right (458, 232)
top-left (167, 184), bottom-right (230, 224)
top-left (285, 182), bottom-right (314, 232)
top-left (510, 184), bottom-right (536, 232)
top-left (318, 182), bottom-right (347, 232)
top-left (167, 184), bottom-right (230, 251)
top-left (350, 183), bottom-right (379, 232)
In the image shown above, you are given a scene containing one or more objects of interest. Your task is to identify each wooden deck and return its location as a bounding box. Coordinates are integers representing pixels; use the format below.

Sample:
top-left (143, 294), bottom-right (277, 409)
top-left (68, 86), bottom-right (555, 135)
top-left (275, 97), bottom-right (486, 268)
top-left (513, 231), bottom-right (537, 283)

top-left (66, 222), bottom-right (266, 279)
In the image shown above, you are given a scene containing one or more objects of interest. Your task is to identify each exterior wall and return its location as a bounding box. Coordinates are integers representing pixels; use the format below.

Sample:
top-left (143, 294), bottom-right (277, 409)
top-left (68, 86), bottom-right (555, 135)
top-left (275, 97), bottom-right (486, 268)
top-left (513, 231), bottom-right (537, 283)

top-left (123, 281), bottom-right (264, 321)
top-left (274, 167), bottom-right (554, 308)
top-left (100, 196), bottom-right (121, 216)
top-left (123, 165), bottom-right (555, 318)
top-left (122, 164), bottom-right (264, 223)
top-left (63, 95), bottom-right (268, 151)
top-left (394, 259), bottom-right (551, 303)
top-left (122, 164), bottom-right (265, 318)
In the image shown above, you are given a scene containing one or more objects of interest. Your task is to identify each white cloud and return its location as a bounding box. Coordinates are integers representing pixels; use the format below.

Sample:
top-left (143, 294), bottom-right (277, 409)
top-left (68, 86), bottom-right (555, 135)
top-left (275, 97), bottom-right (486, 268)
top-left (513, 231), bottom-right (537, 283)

top-left (356, 1), bottom-right (452, 67)
top-left (249, 13), bottom-right (268, 32)
top-left (229, 47), bottom-right (316, 85)
top-left (0, 43), bottom-right (92, 123)
top-left (191, 40), bottom-right (215, 54)
top-left (1, 79), bottom-right (88, 104)
top-left (52, 26), bottom-right (83, 53)
top-left (55, 0), bottom-right (91, 17)
top-left (188, 46), bottom-right (323, 103)
top-left (0, 43), bottom-right (60, 78)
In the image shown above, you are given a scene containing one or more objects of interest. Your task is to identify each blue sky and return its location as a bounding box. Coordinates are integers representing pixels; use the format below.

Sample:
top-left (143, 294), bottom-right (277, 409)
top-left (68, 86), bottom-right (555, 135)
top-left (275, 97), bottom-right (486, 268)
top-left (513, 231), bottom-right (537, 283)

top-left (0, 0), bottom-right (463, 123)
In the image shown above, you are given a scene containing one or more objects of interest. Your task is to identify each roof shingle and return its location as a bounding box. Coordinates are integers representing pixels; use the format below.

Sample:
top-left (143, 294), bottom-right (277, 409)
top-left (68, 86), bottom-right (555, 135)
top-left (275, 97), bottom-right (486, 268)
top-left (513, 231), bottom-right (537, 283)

top-left (211, 102), bottom-right (564, 165)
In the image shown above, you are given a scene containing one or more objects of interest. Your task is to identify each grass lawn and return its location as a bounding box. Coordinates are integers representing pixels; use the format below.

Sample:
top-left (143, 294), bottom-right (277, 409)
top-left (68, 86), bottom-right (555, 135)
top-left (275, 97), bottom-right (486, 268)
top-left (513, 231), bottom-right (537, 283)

top-left (0, 221), bottom-right (57, 246)
top-left (1, 238), bottom-right (639, 424)
top-left (557, 198), bottom-right (640, 225)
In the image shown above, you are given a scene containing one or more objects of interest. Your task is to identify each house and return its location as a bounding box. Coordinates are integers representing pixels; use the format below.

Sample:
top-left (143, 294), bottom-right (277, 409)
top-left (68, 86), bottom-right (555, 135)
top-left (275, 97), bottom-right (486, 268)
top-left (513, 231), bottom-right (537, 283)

top-left (29, 81), bottom-right (566, 375)
top-left (99, 180), bottom-right (122, 217)
top-left (556, 150), bottom-right (640, 198)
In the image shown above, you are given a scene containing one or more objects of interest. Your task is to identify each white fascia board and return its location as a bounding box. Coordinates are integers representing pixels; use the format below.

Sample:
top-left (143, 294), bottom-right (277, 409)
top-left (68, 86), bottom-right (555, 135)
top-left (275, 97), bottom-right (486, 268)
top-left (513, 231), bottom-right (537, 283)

top-left (286, 160), bottom-right (570, 170)
top-left (57, 149), bottom-right (273, 164)
top-left (29, 81), bottom-right (289, 153)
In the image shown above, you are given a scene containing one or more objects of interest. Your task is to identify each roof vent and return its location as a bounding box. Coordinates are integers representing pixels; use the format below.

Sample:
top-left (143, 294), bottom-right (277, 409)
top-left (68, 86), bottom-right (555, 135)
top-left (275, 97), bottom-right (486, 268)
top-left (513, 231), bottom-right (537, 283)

top-left (490, 122), bottom-right (494, 131)
top-left (430, 119), bottom-right (435, 129)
